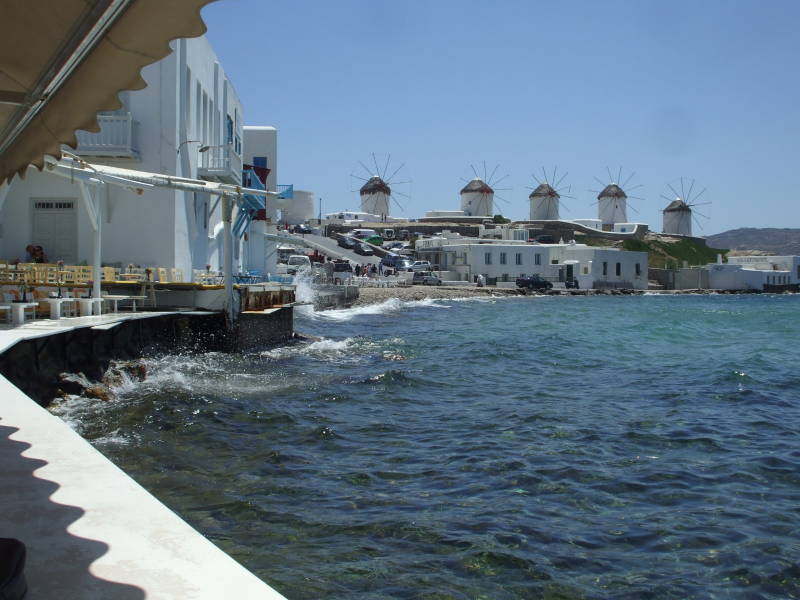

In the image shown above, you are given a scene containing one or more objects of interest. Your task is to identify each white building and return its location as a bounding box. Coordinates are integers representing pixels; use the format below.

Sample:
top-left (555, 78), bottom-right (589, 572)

top-left (360, 176), bottom-right (390, 218)
top-left (460, 178), bottom-right (493, 216)
top-left (706, 255), bottom-right (800, 290)
top-left (597, 184), bottom-right (627, 228)
top-left (529, 183), bottom-right (560, 220)
top-left (0, 36), bottom-right (277, 278)
top-left (415, 236), bottom-right (648, 289)
top-left (282, 190), bottom-right (315, 225)
top-left (662, 199), bottom-right (692, 236)
top-left (323, 210), bottom-right (404, 225)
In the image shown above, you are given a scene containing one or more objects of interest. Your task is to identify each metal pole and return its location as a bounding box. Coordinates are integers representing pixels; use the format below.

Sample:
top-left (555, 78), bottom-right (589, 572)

top-left (222, 194), bottom-right (234, 322)
top-left (92, 185), bottom-right (102, 306)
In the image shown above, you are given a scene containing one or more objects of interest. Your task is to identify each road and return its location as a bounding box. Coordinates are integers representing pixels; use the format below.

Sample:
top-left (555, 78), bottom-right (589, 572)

top-left (286, 232), bottom-right (381, 266)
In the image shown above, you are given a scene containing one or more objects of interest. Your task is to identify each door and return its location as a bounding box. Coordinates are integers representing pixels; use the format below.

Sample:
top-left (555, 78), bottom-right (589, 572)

top-left (31, 199), bottom-right (78, 263)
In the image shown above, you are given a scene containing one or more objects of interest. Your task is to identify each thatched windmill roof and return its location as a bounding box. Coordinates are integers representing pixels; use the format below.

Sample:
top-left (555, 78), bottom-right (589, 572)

top-left (663, 199), bottom-right (690, 212)
top-left (529, 183), bottom-right (559, 199)
top-left (598, 184), bottom-right (627, 199)
top-left (360, 176), bottom-right (391, 195)
top-left (460, 178), bottom-right (494, 195)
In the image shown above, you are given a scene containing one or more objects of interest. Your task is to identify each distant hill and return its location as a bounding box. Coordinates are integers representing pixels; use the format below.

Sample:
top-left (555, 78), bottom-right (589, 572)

top-left (705, 228), bottom-right (800, 255)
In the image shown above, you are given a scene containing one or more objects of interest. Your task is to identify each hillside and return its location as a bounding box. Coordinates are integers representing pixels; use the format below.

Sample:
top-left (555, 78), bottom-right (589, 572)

top-left (706, 228), bottom-right (800, 255)
top-left (576, 233), bottom-right (727, 269)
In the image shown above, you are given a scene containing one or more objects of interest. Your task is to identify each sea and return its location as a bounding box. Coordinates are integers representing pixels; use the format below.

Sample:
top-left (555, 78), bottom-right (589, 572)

top-left (51, 293), bottom-right (800, 600)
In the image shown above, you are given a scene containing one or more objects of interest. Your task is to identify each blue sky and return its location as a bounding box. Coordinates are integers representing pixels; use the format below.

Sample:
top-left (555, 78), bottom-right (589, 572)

top-left (203, 0), bottom-right (799, 235)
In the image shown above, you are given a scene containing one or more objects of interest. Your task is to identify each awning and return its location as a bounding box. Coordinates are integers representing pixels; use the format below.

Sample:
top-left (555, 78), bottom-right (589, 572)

top-left (0, 0), bottom-right (216, 186)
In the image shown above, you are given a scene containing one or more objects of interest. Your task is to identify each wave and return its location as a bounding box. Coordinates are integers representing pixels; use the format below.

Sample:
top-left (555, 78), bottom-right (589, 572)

top-left (261, 336), bottom-right (361, 360)
top-left (302, 297), bottom-right (447, 322)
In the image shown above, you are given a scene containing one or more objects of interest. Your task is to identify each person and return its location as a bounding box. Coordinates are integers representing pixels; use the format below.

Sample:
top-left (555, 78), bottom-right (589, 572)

top-left (13, 244), bottom-right (36, 264)
top-left (33, 246), bottom-right (48, 263)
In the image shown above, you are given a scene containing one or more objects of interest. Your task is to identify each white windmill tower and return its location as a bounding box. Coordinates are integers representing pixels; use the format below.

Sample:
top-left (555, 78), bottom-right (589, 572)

top-left (661, 178), bottom-right (710, 236)
top-left (591, 167), bottom-right (643, 228)
top-left (459, 162), bottom-right (509, 217)
top-left (528, 166), bottom-right (573, 220)
top-left (351, 154), bottom-right (410, 218)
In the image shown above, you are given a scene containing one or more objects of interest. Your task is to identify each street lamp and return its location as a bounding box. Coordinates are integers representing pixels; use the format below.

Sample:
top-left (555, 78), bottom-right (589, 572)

top-left (176, 139), bottom-right (202, 154)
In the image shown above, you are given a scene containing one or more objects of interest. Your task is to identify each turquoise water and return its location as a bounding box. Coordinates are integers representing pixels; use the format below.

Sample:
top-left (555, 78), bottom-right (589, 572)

top-left (54, 294), bottom-right (800, 599)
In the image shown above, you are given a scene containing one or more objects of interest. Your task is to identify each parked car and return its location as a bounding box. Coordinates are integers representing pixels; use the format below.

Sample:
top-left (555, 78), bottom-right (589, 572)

top-left (338, 236), bottom-right (356, 249)
top-left (394, 258), bottom-right (413, 271)
top-left (515, 274), bottom-right (553, 290)
top-left (354, 243), bottom-right (374, 256)
top-left (292, 223), bottom-right (313, 234)
top-left (410, 260), bottom-right (432, 272)
top-left (412, 271), bottom-right (442, 285)
top-left (529, 234), bottom-right (555, 244)
top-left (380, 253), bottom-right (400, 268)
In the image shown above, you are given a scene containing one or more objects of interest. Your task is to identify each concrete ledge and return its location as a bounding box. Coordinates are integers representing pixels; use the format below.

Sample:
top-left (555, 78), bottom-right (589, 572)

top-left (0, 375), bottom-right (286, 599)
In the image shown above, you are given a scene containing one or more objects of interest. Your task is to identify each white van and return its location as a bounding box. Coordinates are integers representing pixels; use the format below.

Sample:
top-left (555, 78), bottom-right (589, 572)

top-left (350, 228), bottom-right (377, 239)
top-left (287, 255), bottom-right (312, 274)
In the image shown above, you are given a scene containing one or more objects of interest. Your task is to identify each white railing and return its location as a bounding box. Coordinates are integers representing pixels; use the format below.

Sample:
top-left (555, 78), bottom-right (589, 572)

top-left (198, 145), bottom-right (242, 183)
top-left (75, 114), bottom-right (139, 158)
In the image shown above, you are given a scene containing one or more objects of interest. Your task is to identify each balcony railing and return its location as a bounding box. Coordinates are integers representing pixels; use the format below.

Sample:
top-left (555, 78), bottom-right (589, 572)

top-left (198, 144), bottom-right (242, 184)
top-left (74, 114), bottom-right (139, 159)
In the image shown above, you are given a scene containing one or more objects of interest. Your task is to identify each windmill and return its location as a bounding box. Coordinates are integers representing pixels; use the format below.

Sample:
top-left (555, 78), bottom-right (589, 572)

top-left (350, 153), bottom-right (410, 218)
top-left (661, 177), bottom-right (710, 236)
top-left (589, 166), bottom-right (644, 227)
top-left (459, 161), bottom-right (510, 217)
top-left (527, 166), bottom-right (574, 221)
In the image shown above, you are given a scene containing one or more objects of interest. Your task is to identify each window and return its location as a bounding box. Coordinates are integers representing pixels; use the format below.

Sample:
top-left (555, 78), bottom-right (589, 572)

top-left (603, 261), bottom-right (608, 276)
top-left (185, 67), bottom-right (192, 131)
top-left (226, 115), bottom-right (234, 144)
top-left (635, 263), bottom-right (641, 276)
top-left (500, 252), bottom-right (507, 265)
top-left (535, 254), bottom-right (541, 266)
top-left (551, 259), bottom-right (559, 265)
top-left (34, 201), bottom-right (74, 210)
top-left (515, 253), bottom-right (522, 265)
top-left (484, 252), bottom-right (492, 265)
top-left (195, 83), bottom-right (201, 138)
top-left (616, 263), bottom-right (621, 276)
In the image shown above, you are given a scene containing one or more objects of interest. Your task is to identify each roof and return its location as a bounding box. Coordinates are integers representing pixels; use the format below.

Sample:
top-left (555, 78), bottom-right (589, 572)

top-left (359, 175), bottom-right (391, 195)
top-left (460, 177), bottom-right (493, 195)
top-left (664, 199), bottom-right (690, 212)
top-left (529, 183), bottom-right (559, 199)
top-left (0, 0), bottom-right (214, 185)
top-left (597, 184), bottom-right (627, 199)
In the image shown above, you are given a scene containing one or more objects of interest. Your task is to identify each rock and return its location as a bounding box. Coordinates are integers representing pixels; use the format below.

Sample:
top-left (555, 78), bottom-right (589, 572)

top-left (57, 372), bottom-right (93, 396)
top-left (84, 384), bottom-right (115, 402)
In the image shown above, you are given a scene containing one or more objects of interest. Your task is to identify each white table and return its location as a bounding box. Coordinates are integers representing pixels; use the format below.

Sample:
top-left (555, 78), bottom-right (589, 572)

top-left (10, 302), bottom-right (39, 325)
top-left (43, 297), bottom-right (78, 319)
top-left (102, 295), bottom-right (147, 313)
top-left (77, 298), bottom-right (104, 316)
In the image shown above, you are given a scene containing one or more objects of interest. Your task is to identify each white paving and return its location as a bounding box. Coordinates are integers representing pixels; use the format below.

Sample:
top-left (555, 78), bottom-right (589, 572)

top-left (0, 312), bottom-right (288, 599)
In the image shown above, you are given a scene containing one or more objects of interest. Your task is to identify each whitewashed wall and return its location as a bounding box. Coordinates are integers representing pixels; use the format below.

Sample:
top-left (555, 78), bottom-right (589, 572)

top-left (0, 36), bottom-right (246, 278)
